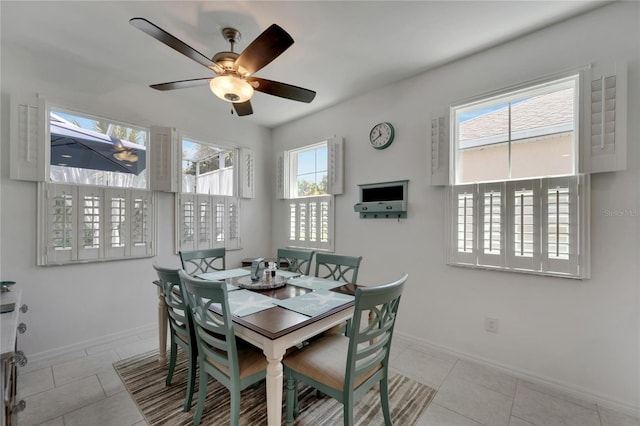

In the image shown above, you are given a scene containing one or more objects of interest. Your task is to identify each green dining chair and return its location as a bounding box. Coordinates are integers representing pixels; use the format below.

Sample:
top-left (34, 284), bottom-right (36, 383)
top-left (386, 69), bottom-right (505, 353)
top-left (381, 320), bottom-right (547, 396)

top-left (179, 270), bottom-right (268, 426)
top-left (153, 265), bottom-right (197, 412)
top-left (283, 273), bottom-right (408, 426)
top-left (179, 248), bottom-right (226, 275)
top-left (277, 248), bottom-right (315, 275)
top-left (315, 253), bottom-right (363, 284)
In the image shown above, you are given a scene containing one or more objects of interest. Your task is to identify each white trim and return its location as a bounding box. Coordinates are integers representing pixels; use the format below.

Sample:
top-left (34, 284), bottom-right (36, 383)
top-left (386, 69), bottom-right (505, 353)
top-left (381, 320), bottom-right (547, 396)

top-left (24, 323), bottom-right (158, 366)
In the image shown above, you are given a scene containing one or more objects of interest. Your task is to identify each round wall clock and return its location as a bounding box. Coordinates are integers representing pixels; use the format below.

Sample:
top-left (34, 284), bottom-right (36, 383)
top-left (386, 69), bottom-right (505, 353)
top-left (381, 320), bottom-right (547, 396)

top-left (369, 122), bottom-right (395, 150)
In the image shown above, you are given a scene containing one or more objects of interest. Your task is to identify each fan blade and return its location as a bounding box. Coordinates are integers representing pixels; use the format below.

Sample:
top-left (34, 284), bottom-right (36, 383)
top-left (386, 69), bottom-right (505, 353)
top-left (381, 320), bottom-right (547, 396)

top-left (233, 101), bottom-right (253, 116)
top-left (130, 17), bottom-right (223, 74)
top-left (248, 77), bottom-right (316, 103)
top-left (150, 78), bottom-right (212, 91)
top-left (235, 24), bottom-right (294, 76)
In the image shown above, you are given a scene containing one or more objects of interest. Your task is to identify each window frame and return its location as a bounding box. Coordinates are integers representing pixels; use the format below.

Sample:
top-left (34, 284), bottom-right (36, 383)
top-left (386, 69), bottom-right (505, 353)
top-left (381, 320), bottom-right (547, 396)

top-left (446, 71), bottom-right (591, 279)
top-left (31, 102), bottom-right (157, 266)
top-left (451, 73), bottom-right (580, 185)
top-left (288, 141), bottom-right (329, 199)
top-left (278, 137), bottom-right (342, 252)
top-left (175, 135), bottom-right (242, 253)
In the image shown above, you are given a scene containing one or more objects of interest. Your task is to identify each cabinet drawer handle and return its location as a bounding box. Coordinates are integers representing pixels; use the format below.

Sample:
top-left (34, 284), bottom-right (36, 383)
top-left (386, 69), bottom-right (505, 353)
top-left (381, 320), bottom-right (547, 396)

top-left (10, 351), bottom-right (28, 367)
top-left (11, 399), bottom-right (26, 413)
top-left (19, 304), bottom-right (28, 313)
top-left (17, 323), bottom-right (27, 334)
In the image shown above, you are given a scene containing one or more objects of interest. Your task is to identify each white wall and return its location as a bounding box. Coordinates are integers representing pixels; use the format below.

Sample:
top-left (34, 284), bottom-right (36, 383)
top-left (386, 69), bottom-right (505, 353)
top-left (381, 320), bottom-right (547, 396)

top-left (0, 42), bottom-right (273, 357)
top-left (271, 2), bottom-right (639, 413)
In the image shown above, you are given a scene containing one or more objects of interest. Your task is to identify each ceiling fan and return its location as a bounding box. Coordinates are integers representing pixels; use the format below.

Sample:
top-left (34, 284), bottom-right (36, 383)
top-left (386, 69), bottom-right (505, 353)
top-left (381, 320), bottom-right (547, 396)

top-left (129, 17), bottom-right (316, 116)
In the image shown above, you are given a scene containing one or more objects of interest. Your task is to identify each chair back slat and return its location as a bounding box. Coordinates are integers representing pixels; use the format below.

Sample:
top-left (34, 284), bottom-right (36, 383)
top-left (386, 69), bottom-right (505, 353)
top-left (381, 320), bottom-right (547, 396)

top-left (315, 253), bottom-right (363, 283)
top-left (154, 265), bottom-right (192, 338)
top-left (345, 273), bottom-right (407, 391)
top-left (180, 271), bottom-right (239, 379)
top-left (277, 248), bottom-right (315, 275)
top-left (180, 248), bottom-right (226, 275)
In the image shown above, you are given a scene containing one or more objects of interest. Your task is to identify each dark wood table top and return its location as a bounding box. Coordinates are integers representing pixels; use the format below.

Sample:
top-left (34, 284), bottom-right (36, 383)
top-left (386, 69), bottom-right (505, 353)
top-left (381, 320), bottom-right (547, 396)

top-left (155, 277), bottom-right (358, 340)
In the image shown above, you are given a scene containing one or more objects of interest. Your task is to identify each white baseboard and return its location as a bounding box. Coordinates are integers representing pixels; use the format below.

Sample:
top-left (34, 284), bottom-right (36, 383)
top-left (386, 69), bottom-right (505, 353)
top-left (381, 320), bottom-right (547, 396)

top-left (25, 322), bottom-right (158, 364)
top-left (393, 332), bottom-right (640, 418)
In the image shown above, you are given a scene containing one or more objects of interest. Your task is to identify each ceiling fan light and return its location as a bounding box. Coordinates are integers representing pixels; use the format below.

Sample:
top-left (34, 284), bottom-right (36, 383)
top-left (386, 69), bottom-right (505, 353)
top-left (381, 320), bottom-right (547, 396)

top-left (210, 75), bottom-right (254, 103)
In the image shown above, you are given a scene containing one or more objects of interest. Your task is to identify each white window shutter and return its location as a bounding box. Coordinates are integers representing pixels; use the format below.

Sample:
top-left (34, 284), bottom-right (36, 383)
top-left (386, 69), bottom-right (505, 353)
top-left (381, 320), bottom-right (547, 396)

top-left (149, 126), bottom-right (178, 192)
top-left (327, 136), bottom-right (344, 195)
top-left (477, 182), bottom-right (506, 268)
top-left (583, 61), bottom-right (627, 173)
top-left (506, 179), bottom-right (541, 271)
top-left (104, 188), bottom-right (128, 259)
top-left (10, 93), bottom-right (48, 182)
top-left (448, 184), bottom-right (477, 265)
top-left (430, 111), bottom-right (449, 186)
top-left (541, 175), bottom-right (589, 277)
top-left (276, 151), bottom-right (289, 199)
top-left (238, 147), bottom-right (255, 199)
top-left (195, 195), bottom-right (213, 249)
top-left (176, 193), bottom-right (195, 252)
top-left (43, 183), bottom-right (77, 264)
top-left (76, 186), bottom-right (103, 261)
top-left (129, 190), bottom-right (155, 257)
top-left (286, 196), bottom-right (334, 251)
top-left (226, 198), bottom-right (241, 250)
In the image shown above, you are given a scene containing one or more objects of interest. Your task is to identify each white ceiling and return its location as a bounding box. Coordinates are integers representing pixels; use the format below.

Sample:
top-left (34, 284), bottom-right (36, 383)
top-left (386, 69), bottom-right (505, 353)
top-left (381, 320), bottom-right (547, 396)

top-left (1, 1), bottom-right (608, 128)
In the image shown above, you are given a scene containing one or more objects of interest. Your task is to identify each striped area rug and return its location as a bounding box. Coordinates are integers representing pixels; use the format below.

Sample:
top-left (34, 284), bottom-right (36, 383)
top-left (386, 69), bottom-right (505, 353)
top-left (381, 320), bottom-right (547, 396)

top-left (114, 350), bottom-right (436, 425)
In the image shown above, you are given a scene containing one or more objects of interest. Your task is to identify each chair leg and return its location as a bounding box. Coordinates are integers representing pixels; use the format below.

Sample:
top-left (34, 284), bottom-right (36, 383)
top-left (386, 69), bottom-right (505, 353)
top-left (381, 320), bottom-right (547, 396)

top-left (192, 363), bottom-right (208, 426)
top-left (285, 374), bottom-right (297, 425)
top-left (183, 347), bottom-right (197, 411)
top-left (380, 378), bottom-right (393, 426)
top-left (165, 338), bottom-right (177, 386)
top-left (343, 395), bottom-right (354, 426)
top-left (230, 386), bottom-right (241, 426)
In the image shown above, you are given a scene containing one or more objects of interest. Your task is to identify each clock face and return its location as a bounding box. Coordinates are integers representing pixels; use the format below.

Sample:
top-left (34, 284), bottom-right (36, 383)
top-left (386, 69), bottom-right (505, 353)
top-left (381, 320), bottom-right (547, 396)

top-left (369, 122), bottom-right (395, 149)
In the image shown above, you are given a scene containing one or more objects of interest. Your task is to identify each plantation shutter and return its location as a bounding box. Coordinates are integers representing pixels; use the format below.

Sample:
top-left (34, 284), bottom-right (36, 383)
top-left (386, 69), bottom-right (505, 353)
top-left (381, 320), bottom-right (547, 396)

top-left (448, 184), bottom-right (476, 265)
top-left (506, 179), bottom-right (541, 271)
top-left (327, 136), bottom-right (344, 195)
top-left (104, 187), bottom-right (128, 259)
top-left (10, 93), bottom-right (48, 182)
top-left (477, 182), bottom-right (506, 268)
top-left (541, 175), bottom-right (589, 277)
top-left (430, 111), bottom-right (449, 186)
top-left (149, 126), bottom-right (178, 192)
top-left (77, 186), bottom-right (103, 261)
top-left (276, 151), bottom-right (289, 199)
top-left (226, 198), bottom-right (241, 250)
top-left (129, 190), bottom-right (155, 257)
top-left (196, 195), bottom-right (213, 249)
top-left (177, 193), bottom-right (196, 252)
top-left (584, 62), bottom-right (627, 173)
top-left (287, 196), bottom-right (333, 251)
top-left (43, 183), bottom-right (76, 265)
top-left (238, 147), bottom-right (255, 199)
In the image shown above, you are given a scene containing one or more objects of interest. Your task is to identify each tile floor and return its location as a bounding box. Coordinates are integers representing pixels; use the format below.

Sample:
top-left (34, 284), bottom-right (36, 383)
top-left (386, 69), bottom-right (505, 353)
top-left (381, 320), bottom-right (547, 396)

top-left (16, 330), bottom-right (640, 426)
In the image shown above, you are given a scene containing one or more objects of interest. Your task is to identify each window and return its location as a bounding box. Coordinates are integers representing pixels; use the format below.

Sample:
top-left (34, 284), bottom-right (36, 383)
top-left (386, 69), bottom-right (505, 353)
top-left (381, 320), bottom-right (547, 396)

top-left (50, 109), bottom-right (148, 189)
top-left (176, 137), bottom-right (240, 252)
top-left (36, 108), bottom-right (155, 265)
top-left (279, 138), bottom-right (343, 252)
top-left (453, 76), bottom-right (578, 184)
top-left (289, 142), bottom-right (328, 197)
top-left (448, 75), bottom-right (589, 278)
top-left (181, 138), bottom-right (234, 195)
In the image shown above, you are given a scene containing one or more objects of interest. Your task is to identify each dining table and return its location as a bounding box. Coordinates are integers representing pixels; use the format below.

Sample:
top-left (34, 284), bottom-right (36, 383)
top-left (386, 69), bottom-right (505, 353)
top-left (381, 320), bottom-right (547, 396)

top-left (154, 268), bottom-right (357, 426)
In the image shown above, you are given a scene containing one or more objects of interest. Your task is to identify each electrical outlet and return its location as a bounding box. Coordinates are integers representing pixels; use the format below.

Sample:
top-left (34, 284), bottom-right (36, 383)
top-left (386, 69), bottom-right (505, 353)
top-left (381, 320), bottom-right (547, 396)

top-left (485, 317), bottom-right (499, 333)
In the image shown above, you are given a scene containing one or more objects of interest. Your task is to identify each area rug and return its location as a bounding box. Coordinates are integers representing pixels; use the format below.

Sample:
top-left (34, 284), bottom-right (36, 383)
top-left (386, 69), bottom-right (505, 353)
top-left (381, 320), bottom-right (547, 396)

top-left (114, 350), bottom-right (436, 425)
